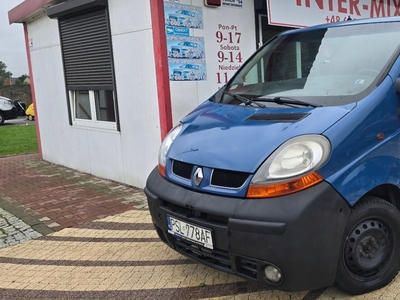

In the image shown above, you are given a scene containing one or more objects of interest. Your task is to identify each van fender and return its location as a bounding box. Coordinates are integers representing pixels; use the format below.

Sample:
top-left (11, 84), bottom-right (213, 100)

top-left (326, 154), bottom-right (400, 206)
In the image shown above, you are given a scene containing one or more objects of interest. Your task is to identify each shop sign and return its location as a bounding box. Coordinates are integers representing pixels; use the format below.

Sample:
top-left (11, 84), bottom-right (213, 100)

top-left (267, 0), bottom-right (400, 28)
top-left (222, 0), bottom-right (243, 9)
top-left (215, 23), bottom-right (243, 87)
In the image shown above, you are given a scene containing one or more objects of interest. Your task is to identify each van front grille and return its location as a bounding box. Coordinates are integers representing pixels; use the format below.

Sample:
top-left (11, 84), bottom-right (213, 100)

top-left (171, 160), bottom-right (250, 189)
top-left (172, 160), bottom-right (192, 180)
top-left (211, 169), bottom-right (249, 188)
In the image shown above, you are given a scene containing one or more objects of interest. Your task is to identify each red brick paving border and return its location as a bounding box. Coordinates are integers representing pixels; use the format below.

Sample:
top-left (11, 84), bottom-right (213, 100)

top-left (0, 153), bottom-right (147, 232)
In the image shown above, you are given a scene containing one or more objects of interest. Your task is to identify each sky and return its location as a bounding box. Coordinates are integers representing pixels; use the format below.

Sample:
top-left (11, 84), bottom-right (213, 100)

top-left (0, 1), bottom-right (28, 77)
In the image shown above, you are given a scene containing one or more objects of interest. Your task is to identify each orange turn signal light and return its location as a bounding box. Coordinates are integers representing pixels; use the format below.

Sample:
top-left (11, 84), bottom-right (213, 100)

top-left (246, 171), bottom-right (323, 198)
top-left (158, 164), bottom-right (166, 177)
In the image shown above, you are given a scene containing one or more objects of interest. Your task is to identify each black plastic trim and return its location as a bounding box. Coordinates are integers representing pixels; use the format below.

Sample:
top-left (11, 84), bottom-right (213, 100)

top-left (246, 113), bottom-right (310, 122)
top-left (228, 218), bottom-right (286, 235)
top-left (145, 167), bottom-right (352, 292)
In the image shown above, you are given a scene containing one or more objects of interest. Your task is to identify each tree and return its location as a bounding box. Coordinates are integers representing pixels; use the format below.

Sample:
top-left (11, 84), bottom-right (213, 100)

top-left (15, 74), bottom-right (29, 85)
top-left (0, 61), bottom-right (12, 86)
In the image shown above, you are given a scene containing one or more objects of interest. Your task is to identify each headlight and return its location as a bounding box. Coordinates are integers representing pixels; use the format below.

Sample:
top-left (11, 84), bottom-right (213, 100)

top-left (158, 123), bottom-right (183, 176)
top-left (248, 135), bottom-right (331, 198)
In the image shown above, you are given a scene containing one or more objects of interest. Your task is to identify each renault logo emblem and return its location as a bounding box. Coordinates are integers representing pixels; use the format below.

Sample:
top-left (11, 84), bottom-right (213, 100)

top-left (193, 167), bottom-right (204, 187)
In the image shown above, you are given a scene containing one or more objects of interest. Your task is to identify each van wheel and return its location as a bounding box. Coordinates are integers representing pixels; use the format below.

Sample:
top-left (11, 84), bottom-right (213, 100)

top-left (28, 115), bottom-right (34, 121)
top-left (0, 112), bottom-right (4, 125)
top-left (336, 196), bottom-right (400, 294)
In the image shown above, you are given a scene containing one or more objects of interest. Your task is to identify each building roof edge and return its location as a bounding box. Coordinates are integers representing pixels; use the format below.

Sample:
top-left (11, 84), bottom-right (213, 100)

top-left (8, 0), bottom-right (54, 24)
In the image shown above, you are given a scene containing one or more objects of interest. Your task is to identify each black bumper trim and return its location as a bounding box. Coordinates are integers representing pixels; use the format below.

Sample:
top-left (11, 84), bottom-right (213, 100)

top-left (145, 167), bottom-right (351, 292)
top-left (2, 107), bottom-right (18, 120)
top-left (228, 218), bottom-right (286, 235)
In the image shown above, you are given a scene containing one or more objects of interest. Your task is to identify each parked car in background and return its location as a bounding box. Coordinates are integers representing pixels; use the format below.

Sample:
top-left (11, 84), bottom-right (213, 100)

top-left (0, 96), bottom-right (18, 125)
top-left (25, 103), bottom-right (35, 121)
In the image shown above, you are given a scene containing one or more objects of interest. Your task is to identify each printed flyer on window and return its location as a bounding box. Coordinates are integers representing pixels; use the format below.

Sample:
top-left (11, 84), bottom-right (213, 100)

top-left (164, 1), bottom-right (204, 29)
top-left (167, 36), bottom-right (205, 60)
top-left (164, 1), bottom-right (207, 81)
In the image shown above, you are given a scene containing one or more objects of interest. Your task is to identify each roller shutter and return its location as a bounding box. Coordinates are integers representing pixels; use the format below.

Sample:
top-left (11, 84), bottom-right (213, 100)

top-left (59, 8), bottom-right (114, 90)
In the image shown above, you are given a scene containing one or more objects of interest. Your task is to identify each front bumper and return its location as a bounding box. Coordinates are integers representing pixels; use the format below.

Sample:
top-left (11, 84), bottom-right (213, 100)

top-left (145, 167), bottom-right (351, 292)
top-left (2, 107), bottom-right (18, 120)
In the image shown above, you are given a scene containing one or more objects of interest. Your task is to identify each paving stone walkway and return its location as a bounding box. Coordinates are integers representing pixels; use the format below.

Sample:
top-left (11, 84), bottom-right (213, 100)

top-left (0, 209), bottom-right (398, 299)
top-left (0, 153), bottom-right (400, 299)
top-left (0, 207), bottom-right (42, 248)
top-left (0, 153), bottom-right (147, 233)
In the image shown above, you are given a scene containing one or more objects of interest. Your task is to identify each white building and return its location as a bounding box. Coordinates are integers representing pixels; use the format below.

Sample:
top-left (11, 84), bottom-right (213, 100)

top-left (8, 0), bottom-right (394, 188)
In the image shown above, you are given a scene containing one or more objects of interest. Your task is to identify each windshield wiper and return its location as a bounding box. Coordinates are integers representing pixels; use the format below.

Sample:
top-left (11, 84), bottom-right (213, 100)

top-left (253, 96), bottom-right (322, 108)
top-left (224, 92), bottom-right (266, 108)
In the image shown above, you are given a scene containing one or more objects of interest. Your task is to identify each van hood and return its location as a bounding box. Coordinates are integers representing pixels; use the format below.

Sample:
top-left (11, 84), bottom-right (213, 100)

top-left (168, 101), bottom-right (354, 173)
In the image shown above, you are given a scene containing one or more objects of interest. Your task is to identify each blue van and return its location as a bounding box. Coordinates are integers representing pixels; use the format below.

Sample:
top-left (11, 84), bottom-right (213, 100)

top-left (145, 17), bottom-right (400, 294)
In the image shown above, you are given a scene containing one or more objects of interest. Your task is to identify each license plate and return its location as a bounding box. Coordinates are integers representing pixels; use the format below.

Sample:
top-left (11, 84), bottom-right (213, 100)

top-left (167, 215), bottom-right (213, 249)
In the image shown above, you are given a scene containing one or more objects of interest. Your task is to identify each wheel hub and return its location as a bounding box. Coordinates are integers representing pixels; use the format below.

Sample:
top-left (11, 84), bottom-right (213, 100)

top-left (344, 220), bottom-right (391, 276)
top-left (359, 236), bottom-right (379, 258)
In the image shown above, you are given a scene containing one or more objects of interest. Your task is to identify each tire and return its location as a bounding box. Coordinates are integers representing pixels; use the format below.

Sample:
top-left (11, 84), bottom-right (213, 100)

top-left (0, 112), bottom-right (4, 125)
top-left (28, 115), bottom-right (34, 121)
top-left (336, 196), bottom-right (400, 294)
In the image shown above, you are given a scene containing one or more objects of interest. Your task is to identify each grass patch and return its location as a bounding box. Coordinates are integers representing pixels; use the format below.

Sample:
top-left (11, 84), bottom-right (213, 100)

top-left (0, 125), bottom-right (38, 157)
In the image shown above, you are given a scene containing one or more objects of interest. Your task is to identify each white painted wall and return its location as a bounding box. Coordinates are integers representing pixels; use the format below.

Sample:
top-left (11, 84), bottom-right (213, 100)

top-left (27, 16), bottom-right (71, 167)
top-left (27, 1), bottom-right (161, 188)
top-left (26, 0), bottom-right (256, 189)
top-left (108, 0), bottom-right (161, 187)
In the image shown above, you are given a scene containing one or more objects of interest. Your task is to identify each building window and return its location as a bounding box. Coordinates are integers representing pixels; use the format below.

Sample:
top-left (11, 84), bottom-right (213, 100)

top-left (49, 1), bottom-right (119, 131)
top-left (70, 90), bottom-right (116, 130)
top-left (73, 91), bottom-right (91, 120)
top-left (95, 90), bottom-right (115, 122)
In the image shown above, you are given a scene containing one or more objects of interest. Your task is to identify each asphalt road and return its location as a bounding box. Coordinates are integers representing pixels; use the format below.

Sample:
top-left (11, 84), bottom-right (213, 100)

top-left (3, 116), bottom-right (34, 126)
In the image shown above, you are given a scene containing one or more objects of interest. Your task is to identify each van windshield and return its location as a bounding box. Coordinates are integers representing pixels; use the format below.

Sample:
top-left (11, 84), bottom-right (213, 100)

top-left (224, 22), bottom-right (400, 107)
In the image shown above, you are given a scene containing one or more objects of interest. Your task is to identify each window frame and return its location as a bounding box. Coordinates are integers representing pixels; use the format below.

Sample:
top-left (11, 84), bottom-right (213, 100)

top-left (69, 90), bottom-right (117, 130)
